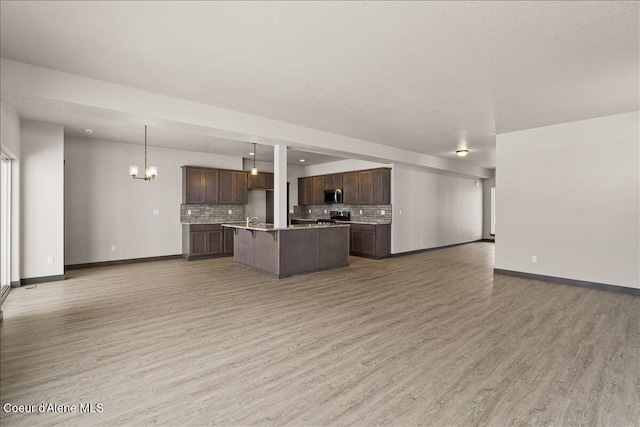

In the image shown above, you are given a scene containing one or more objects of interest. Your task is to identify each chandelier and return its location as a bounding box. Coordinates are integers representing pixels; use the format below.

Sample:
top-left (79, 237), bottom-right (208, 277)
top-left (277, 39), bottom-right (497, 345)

top-left (129, 125), bottom-right (157, 181)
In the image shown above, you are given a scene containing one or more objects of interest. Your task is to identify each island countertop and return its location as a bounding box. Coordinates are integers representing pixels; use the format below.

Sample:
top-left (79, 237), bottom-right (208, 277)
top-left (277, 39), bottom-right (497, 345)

top-left (222, 222), bottom-right (351, 231)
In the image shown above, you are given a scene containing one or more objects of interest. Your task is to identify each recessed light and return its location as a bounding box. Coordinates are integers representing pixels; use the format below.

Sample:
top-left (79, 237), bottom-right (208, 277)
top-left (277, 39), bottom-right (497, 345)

top-left (249, 152), bottom-right (255, 156)
top-left (84, 129), bottom-right (95, 135)
top-left (299, 159), bottom-right (305, 162)
top-left (456, 149), bottom-right (469, 157)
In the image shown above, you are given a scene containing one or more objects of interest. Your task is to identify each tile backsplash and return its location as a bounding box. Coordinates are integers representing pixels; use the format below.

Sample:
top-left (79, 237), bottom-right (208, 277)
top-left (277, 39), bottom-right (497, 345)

top-left (180, 204), bottom-right (245, 224)
top-left (293, 204), bottom-right (392, 224)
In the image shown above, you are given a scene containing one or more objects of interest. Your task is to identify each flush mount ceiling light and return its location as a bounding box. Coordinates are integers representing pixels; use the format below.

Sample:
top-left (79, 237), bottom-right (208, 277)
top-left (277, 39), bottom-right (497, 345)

top-left (129, 125), bottom-right (157, 181)
top-left (83, 128), bottom-right (94, 135)
top-left (456, 149), bottom-right (469, 157)
top-left (251, 143), bottom-right (258, 176)
top-left (299, 159), bottom-right (305, 163)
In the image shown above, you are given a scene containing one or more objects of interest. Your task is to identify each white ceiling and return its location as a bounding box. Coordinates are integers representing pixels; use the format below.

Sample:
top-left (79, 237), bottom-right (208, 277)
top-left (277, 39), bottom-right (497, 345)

top-left (1, 1), bottom-right (638, 169)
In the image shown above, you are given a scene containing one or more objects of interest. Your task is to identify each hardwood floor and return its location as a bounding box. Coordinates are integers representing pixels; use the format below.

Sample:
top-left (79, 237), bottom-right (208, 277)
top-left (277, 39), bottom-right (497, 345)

top-left (1, 242), bottom-right (638, 426)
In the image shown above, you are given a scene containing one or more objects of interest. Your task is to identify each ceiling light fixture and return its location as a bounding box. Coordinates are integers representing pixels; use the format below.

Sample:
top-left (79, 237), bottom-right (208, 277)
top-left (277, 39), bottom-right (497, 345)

top-left (83, 128), bottom-right (94, 135)
top-left (251, 143), bottom-right (258, 176)
top-left (456, 149), bottom-right (469, 157)
top-left (129, 125), bottom-right (157, 181)
top-left (299, 159), bottom-right (305, 163)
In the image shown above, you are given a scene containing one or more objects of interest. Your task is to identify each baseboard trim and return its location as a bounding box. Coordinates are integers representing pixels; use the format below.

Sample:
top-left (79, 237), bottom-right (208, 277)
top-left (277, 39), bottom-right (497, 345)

top-left (391, 239), bottom-right (484, 257)
top-left (10, 280), bottom-right (21, 288)
top-left (21, 275), bottom-right (65, 286)
top-left (0, 285), bottom-right (10, 306)
top-left (494, 269), bottom-right (640, 296)
top-left (65, 254), bottom-right (183, 270)
top-left (480, 238), bottom-right (495, 242)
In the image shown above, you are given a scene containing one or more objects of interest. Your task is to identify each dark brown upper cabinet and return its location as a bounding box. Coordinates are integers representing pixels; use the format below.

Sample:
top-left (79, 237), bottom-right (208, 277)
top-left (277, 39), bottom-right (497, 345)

top-left (248, 172), bottom-right (274, 190)
top-left (324, 173), bottom-right (343, 190)
top-left (219, 170), bottom-right (248, 204)
top-left (182, 167), bottom-right (219, 204)
top-left (183, 166), bottom-right (247, 205)
top-left (342, 172), bottom-right (359, 204)
top-left (312, 176), bottom-right (325, 205)
top-left (298, 177), bottom-right (313, 206)
top-left (296, 168), bottom-right (390, 206)
top-left (357, 168), bottom-right (391, 205)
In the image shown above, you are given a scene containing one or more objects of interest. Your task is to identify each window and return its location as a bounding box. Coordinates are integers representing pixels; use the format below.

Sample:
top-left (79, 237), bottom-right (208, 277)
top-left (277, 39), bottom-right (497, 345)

top-left (490, 186), bottom-right (496, 236)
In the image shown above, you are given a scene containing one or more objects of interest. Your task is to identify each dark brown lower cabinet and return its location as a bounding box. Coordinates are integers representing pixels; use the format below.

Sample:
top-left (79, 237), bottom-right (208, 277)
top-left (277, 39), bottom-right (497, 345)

top-left (182, 224), bottom-right (234, 260)
top-left (349, 223), bottom-right (391, 259)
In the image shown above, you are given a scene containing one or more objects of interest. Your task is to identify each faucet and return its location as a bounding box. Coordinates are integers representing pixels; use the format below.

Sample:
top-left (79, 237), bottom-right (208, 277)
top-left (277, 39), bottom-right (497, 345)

top-left (246, 216), bottom-right (259, 227)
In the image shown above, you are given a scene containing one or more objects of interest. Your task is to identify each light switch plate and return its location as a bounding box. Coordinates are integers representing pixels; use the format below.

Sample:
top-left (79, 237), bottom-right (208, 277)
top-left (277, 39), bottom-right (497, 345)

top-left (187, 210), bottom-right (192, 215)
top-left (47, 256), bottom-right (54, 264)
top-left (228, 209), bottom-right (232, 214)
top-left (359, 210), bottom-right (363, 215)
top-left (381, 210), bottom-right (385, 215)
top-left (531, 255), bottom-right (537, 263)
top-left (111, 245), bottom-right (116, 252)
top-left (153, 210), bottom-right (160, 216)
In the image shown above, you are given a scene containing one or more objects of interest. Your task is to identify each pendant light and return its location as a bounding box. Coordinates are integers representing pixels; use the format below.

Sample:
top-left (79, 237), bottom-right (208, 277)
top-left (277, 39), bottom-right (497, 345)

top-left (251, 143), bottom-right (258, 175)
top-left (129, 125), bottom-right (157, 180)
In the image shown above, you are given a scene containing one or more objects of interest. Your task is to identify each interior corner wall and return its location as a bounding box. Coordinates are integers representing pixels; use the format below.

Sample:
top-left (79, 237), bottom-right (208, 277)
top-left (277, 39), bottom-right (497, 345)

top-left (64, 137), bottom-right (242, 265)
top-left (495, 111), bottom-right (640, 289)
top-left (1, 103), bottom-right (21, 282)
top-left (21, 120), bottom-right (64, 280)
top-left (482, 177), bottom-right (496, 240)
top-left (391, 165), bottom-right (483, 254)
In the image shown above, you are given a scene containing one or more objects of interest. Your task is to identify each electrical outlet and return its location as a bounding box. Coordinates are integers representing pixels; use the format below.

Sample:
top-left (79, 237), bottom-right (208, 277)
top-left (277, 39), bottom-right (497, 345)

top-left (399, 210), bottom-right (402, 215)
top-left (359, 210), bottom-right (363, 215)
top-left (324, 209), bottom-right (327, 214)
top-left (289, 209), bottom-right (294, 214)
top-left (111, 245), bottom-right (116, 252)
top-left (419, 237), bottom-right (423, 242)
top-left (381, 210), bottom-right (385, 215)
top-left (187, 210), bottom-right (192, 215)
top-left (531, 255), bottom-right (537, 263)
top-left (228, 209), bottom-right (232, 215)
top-left (47, 256), bottom-right (54, 264)
top-left (153, 210), bottom-right (160, 216)
top-left (309, 209), bottom-right (311, 213)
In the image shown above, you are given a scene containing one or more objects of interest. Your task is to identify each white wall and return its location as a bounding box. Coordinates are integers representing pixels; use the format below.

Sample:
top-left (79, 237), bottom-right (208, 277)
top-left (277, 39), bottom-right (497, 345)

top-left (483, 177), bottom-right (496, 240)
top-left (1, 103), bottom-right (21, 282)
top-left (496, 111), bottom-right (640, 289)
top-left (21, 120), bottom-right (64, 279)
top-left (392, 165), bottom-right (483, 254)
top-left (65, 137), bottom-right (242, 265)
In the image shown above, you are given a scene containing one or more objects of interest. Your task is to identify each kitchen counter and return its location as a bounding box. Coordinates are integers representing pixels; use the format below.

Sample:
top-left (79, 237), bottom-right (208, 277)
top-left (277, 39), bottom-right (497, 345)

top-left (223, 222), bottom-right (351, 231)
top-left (223, 223), bottom-right (350, 278)
top-left (289, 217), bottom-right (389, 226)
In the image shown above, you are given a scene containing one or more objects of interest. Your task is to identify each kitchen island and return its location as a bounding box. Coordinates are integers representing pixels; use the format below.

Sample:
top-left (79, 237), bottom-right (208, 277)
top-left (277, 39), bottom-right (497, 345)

top-left (223, 223), bottom-right (350, 278)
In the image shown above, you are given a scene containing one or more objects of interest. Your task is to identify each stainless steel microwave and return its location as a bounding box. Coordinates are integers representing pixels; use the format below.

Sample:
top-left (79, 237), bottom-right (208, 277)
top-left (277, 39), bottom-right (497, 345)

top-left (324, 189), bottom-right (343, 204)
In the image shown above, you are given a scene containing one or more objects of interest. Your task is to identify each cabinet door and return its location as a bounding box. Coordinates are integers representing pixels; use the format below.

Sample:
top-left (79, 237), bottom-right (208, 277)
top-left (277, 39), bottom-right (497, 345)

top-left (185, 168), bottom-right (204, 203)
top-left (219, 171), bottom-right (233, 203)
top-left (203, 170), bottom-right (219, 204)
top-left (224, 228), bottom-right (234, 254)
top-left (207, 229), bottom-right (224, 254)
top-left (351, 227), bottom-right (376, 256)
top-left (358, 171), bottom-right (373, 204)
top-left (219, 171), bottom-right (247, 204)
top-left (370, 169), bottom-right (391, 204)
top-left (325, 173), bottom-right (343, 190)
top-left (343, 172), bottom-right (359, 204)
top-left (298, 177), bottom-right (313, 205)
top-left (312, 176), bottom-right (325, 204)
top-left (248, 173), bottom-right (265, 189)
top-left (233, 172), bottom-right (248, 204)
top-left (264, 173), bottom-right (274, 189)
top-left (190, 231), bottom-right (207, 255)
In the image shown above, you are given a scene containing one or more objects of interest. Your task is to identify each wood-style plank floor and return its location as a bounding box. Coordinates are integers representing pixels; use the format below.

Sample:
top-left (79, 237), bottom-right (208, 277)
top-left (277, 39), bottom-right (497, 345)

top-left (1, 242), bottom-right (639, 426)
